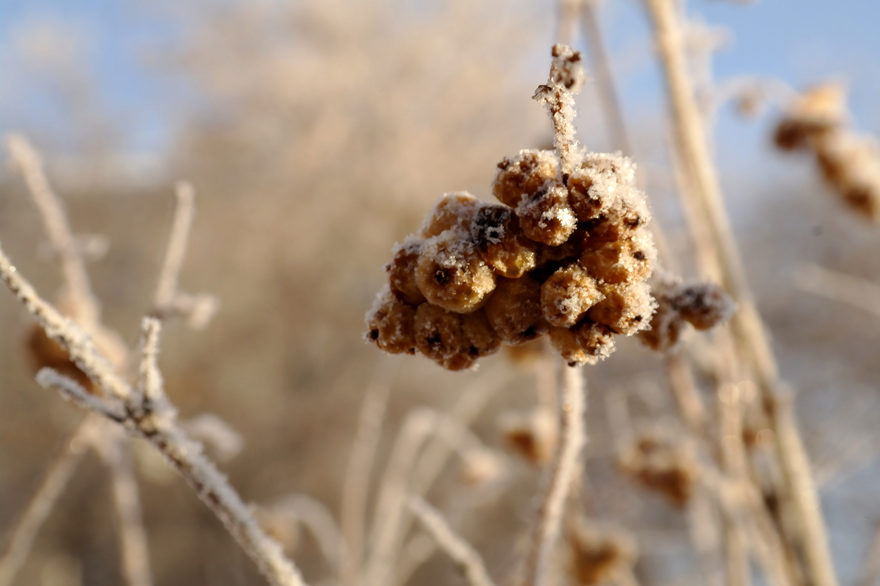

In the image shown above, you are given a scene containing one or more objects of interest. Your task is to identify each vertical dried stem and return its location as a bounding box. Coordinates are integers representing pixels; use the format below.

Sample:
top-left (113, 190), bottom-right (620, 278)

top-left (340, 361), bottom-right (395, 584)
top-left (100, 431), bottom-right (154, 586)
top-left (0, 419), bottom-right (94, 586)
top-left (522, 365), bottom-right (586, 586)
top-left (154, 182), bottom-right (196, 309)
top-left (4, 135), bottom-right (99, 325)
top-left (408, 496), bottom-right (496, 586)
top-left (641, 2), bottom-right (837, 586)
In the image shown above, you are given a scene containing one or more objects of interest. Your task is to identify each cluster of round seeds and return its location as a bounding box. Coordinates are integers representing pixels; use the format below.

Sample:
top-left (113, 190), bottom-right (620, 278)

top-left (366, 45), bottom-right (657, 369)
top-left (774, 84), bottom-right (880, 222)
top-left (365, 147), bottom-right (657, 369)
top-left (638, 277), bottom-right (735, 352)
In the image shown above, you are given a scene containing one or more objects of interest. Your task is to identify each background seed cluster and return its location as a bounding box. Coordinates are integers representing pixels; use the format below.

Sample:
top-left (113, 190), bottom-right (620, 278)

top-left (366, 147), bottom-right (659, 370)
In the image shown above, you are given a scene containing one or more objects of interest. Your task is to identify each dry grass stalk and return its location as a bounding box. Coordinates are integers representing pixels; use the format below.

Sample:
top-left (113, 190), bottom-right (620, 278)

top-left (641, 1), bottom-right (838, 585)
top-left (408, 496), bottom-right (496, 586)
top-left (793, 263), bottom-right (880, 320)
top-left (0, 419), bottom-right (94, 586)
top-left (521, 364), bottom-right (587, 586)
top-left (340, 361), bottom-right (395, 584)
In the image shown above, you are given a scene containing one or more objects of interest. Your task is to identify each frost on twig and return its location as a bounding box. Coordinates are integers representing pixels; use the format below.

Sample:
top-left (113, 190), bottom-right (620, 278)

top-left (0, 245), bottom-right (306, 586)
top-left (533, 44), bottom-right (585, 176)
top-left (408, 496), bottom-right (497, 586)
top-left (4, 134), bottom-right (99, 326)
top-left (152, 182), bottom-right (219, 328)
top-left (522, 365), bottom-right (587, 586)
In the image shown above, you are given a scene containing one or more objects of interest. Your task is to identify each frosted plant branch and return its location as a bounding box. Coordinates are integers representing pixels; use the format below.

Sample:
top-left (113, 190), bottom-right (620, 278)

top-left (152, 182), bottom-right (218, 328)
top-left (0, 246), bottom-right (307, 586)
top-left (264, 494), bottom-right (346, 572)
top-left (408, 496), bottom-right (497, 586)
top-left (0, 418), bottom-right (95, 586)
top-left (340, 361), bottom-right (395, 584)
top-left (642, 1), bottom-right (837, 585)
top-left (534, 44), bottom-right (585, 176)
top-left (37, 368), bottom-right (128, 422)
top-left (522, 364), bottom-right (587, 586)
top-left (4, 134), bottom-right (99, 325)
top-left (366, 406), bottom-right (498, 586)
top-left (96, 429), bottom-right (154, 586)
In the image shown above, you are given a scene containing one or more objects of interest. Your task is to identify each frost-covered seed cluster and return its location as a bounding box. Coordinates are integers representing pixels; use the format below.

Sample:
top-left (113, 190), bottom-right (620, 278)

top-left (365, 45), bottom-right (659, 370)
top-left (774, 84), bottom-right (880, 222)
top-left (365, 150), bottom-right (658, 370)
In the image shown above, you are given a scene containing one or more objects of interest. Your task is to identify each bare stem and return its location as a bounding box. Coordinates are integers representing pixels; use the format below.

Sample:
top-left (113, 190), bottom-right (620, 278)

top-left (0, 248), bottom-right (306, 586)
top-left (0, 418), bottom-right (94, 586)
top-left (641, 2), bottom-right (837, 585)
top-left (522, 364), bottom-right (587, 586)
top-left (408, 496), bottom-right (496, 586)
top-left (4, 135), bottom-right (99, 325)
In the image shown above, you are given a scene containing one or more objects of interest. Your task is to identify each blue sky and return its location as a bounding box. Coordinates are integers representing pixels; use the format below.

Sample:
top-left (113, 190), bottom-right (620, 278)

top-left (1, 0), bottom-right (877, 174)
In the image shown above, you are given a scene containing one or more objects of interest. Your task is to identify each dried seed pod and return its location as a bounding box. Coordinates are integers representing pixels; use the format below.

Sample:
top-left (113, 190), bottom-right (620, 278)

top-left (618, 427), bottom-right (697, 508)
top-left (567, 152), bottom-right (636, 221)
top-left (415, 230), bottom-right (496, 313)
top-left (814, 132), bottom-right (880, 222)
top-left (420, 192), bottom-right (481, 238)
top-left (485, 276), bottom-right (547, 344)
top-left (26, 324), bottom-right (94, 391)
top-left (587, 281), bottom-right (655, 335)
top-left (386, 236), bottom-right (426, 305)
top-left (459, 310), bottom-right (501, 359)
top-left (499, 407), bottom-right (557, 465)
top-left (637, 296), bottom-right (685, 352)
top-left (580, 229), bottom-right (655, 285)
top-left (470, 204), bottom-right (537, 278)
top-left (566, 519), bottom-right (637, 586)
top-left (773, 83), bottom-right (846, 151)
top-left (548, 321), bottom-right (615, 366)
top-left (365, 287), bottom-right (417, 355)
top-left (493, 149), bottom-right (560, 207)
top-left (674, 282), bottom-right (735, 330)
top-left (540, 263), bottom-right (603, 327)
top-left (413, 303), bottom-right (468, 369)
top-left (517, 183), bottom-right (577, 246)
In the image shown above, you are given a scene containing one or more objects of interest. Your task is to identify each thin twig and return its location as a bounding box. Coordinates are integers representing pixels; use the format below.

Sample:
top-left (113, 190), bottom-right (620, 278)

top-left (154, 182), bottom-right (195, 309)
top-left (793, 263), bottom-right (880, 320)
top-left (522, 365), bottom-right (587, 586)
top-left (98, 430), bottom-right (154, 586)
top-left (0, 249), bottom-right (306, 586)
top-left (0, 418), bottom-right (95, 586)
top-left (408, 496), bottom-right (496, 586)
top-left (340, 360), bottom-right (395, 584)
top-left (4, 135), bottom-right (99, 325)
top-left (641, 2), bottom-right (838, 585)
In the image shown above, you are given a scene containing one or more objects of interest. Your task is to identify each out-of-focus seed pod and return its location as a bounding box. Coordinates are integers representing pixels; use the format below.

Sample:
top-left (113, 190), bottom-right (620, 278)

top-left (674, 282), bottom-right (735, 330)
top-left (540, 263), bottom-right (602, 327)
top-left (499, 407), bottom-right (557, 465)
top-left (516, 183), bottom-right (577, 246)
top-left (566, 519), bottom-right (637, 586)
top-left (386, 236), bottom-right (426, 305)
top-left (415, 230), bottom-right (496, 313)
top-left (365, 287), bottom-right (417, 355)
top-left (459, 310), bottom-right (501, 359)
top-left (618, 427), bottom-right (697, 508)
top-left (420, 192), bottom-right (481, 238)
top-left (470, 204), bottom-right (537, 278)
top-left (485, 276), bottom-right (547, 345)
top-left (493, 149), bottom-right (560, 207)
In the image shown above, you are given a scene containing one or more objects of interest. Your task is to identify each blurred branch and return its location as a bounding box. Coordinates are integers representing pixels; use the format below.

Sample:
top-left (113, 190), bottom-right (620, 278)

top-left (793, 263), bottom-right (880, 320)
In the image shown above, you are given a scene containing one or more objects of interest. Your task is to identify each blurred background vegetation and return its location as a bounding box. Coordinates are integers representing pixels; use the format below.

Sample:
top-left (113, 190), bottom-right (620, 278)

top-left (0, 1), bottom-right (878, 585)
